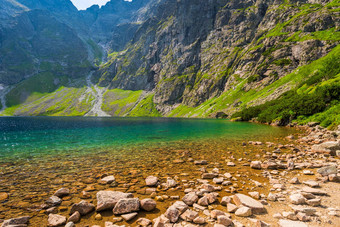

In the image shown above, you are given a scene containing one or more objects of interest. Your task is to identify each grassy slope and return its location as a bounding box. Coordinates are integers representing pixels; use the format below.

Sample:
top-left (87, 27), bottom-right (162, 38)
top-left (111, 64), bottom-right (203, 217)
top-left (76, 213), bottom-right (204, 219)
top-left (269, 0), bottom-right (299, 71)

top-left (230, 45), bottom-right (340, 129)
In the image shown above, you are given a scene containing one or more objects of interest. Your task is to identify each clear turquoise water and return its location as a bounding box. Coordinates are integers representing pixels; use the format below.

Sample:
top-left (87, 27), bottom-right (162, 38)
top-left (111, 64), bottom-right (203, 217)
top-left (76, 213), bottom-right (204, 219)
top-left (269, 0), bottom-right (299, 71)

top-left (0, 117), bottom-right (295, 160)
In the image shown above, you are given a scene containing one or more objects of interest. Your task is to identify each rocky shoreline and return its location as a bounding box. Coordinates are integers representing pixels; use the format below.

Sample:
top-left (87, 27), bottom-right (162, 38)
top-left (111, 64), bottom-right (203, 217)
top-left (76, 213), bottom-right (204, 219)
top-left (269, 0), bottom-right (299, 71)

top-left (1, 124), bottom-right (339, 227)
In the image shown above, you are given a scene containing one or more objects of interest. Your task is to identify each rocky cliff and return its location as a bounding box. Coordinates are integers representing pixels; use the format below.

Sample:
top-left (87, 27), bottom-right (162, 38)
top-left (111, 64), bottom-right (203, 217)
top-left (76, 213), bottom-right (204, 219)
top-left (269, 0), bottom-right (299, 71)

top-left (1, 0), bottom-right (339, 127)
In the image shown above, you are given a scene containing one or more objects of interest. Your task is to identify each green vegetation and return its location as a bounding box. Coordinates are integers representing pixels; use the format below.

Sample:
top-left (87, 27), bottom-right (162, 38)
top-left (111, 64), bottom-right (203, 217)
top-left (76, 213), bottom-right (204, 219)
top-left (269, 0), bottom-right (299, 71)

top-left (102, 89), bottom-right (143, 115)
top-left (2, 86), bottom-right (94, 116)
top-left (128, 94), bottom-right (161, 117)
top-left (6, 72), bottom-right (68, 107)
top-left (232, 45), bottom-right (340, 128)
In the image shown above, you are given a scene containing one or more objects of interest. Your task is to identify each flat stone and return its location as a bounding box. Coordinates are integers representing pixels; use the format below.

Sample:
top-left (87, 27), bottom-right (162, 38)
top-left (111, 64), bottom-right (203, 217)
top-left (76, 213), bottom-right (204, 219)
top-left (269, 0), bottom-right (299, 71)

top-left (303, 180), bottom-right (319, 188)
top-left (70, 200), bottom-right (95, 216)
top-left (235, 207), bottom-right (252, 217)
top-left (113, 198), bottom-right (140, 215)
top-left (100, 176), bottom-right (115, 184)
top-left (194, 160), bottom-right (208, 165)
top-left (1, 216), bottom-right (30, 227)
top-left (54, 188), bottom-right (70, 198)
top-left (96, 191), bottom-right (134, 211)
top-left (233, 193), bottom-right (266, 214)
top-left (317, 165), bottom-right (337, 176)
top-left (249, 192), bottom-right (260, 199)
top-left (306, 198), bottom-right (321, 207)
top-left (301, 187), bottom-right (328, 196)
top-left (121, 212), bottom-right (138, 221)
top-left (180, 209), bottom-right (199, 222)
top-left (48, 214), bottom-right (66, 227)
top-left (202, 173), bottom-right (218, 179)
top-left (140, 198), bottom-right (156, 211)
top-left (145, 176), bottom-right (159, 186)
top-left (278, 219), bottom-right (308, 227)
top-left (136, 218), bottom-right (152, 226)
top-left (290, 206), bottom-right (316, 216)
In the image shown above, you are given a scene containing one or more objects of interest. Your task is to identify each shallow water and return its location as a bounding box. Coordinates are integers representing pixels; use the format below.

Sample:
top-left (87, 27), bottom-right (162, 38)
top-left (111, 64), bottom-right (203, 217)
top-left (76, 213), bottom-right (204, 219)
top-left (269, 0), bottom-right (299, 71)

top-left (0, 117), bottom-right (299, 226)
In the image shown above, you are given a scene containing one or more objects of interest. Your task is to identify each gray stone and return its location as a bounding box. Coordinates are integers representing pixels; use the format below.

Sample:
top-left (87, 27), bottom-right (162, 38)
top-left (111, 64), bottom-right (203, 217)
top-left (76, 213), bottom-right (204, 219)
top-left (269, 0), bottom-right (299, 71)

top-left (317, 165), bottom-right (337, 176)
top-left (70, 200), bottom-right (95, 216)
top-left (100, 175), bottom-right (116, 184)
top-left (113, 198), bottom-right (140, 215)
top-left (65, 222), bottom-right (74, 227)
top-left (54, 188), bottom-right (70, 198)
top-left (182, 192), bottom-right (198, 206)
top-left (217, 215), bottom-right (232, 226)
top-left (233, 193), bottom-right (266, 214)
top-left (140, 198), bottom-right (156, 211)
top-left (96, 191), bottom-right (134, 211)
top-left (136, 218), bottom-right (152, 226)
top-left (48, 214), bottom-right (66, 227)
top-left (46, 196), bottom-right (62, 207)
top-left (121, 212), bottom-right (138, 221)
top-left (180, 209), bottom-right (199, 222)
top-left (289, 194), bottom-right (306, 205)
top-left (1, 216), bottom-right (30, 227)
top-left (145, 176), bottom-right (159, 186)
top-left (166, 207), bottom-right (180, 223)
top-left (68, 211), bottom-right (80, 223)
top-left (235, 207), bottom-right (252, 217)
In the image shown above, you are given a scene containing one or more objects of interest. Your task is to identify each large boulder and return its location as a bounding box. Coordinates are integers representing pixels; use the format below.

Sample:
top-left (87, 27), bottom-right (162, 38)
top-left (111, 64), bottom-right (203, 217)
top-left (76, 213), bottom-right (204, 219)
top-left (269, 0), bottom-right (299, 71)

top-left (48, 214), bottom-right (67, 227)
top-left (113, 198), bottom-right (140, 214)
top-left (96, 191), bottom-right (134, 211)
top-left (233, 194), bottom-right (266, 214)
top-left (312, 141), bottom-right (340, 155)
top-left (70, 200), bottom-right (95, 216)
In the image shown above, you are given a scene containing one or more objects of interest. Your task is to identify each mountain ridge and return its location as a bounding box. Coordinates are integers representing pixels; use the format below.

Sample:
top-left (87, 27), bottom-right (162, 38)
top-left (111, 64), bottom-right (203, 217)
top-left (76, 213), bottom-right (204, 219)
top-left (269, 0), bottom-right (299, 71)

top-left (0, 0), bottom-right (339, 128)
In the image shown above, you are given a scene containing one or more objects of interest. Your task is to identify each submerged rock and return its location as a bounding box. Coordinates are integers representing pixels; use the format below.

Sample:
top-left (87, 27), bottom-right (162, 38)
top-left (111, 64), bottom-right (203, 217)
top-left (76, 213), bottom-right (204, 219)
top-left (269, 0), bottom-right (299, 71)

top-left (54, 188), bottom-right (70, 198)
top-left (70, 200), bottom-right (95, 216)
top-left (1, 216), bottom-right (30, 227)
top-left (48, 214), bottom-right (66, 227)
top-left (140, 198), bottom-right (156, 211)
top-left (113, 198), bottom-right (140, 214)
top-left (96, 191), bottom-right (134, 211)
top-left (145, 176), bottom-right (159, 186)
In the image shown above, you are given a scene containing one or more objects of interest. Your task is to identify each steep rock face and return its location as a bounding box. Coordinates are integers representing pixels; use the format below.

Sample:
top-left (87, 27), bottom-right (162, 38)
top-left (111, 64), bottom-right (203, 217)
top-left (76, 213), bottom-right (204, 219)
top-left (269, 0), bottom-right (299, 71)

top-left (98, 0), bottom-right (339, 116)
top-left (0, 8), bottom-right (89, 85)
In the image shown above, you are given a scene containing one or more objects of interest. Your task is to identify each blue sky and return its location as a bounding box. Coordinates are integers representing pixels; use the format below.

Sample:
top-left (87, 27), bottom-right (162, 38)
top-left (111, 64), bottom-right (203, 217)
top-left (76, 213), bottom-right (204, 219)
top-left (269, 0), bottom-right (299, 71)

top-left (70, 0), bottom-right (110, 10)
